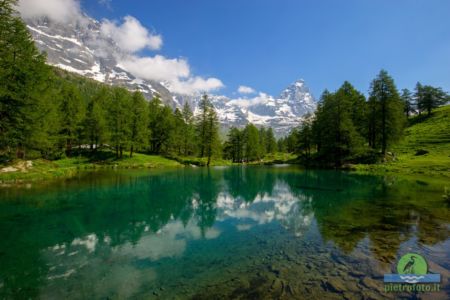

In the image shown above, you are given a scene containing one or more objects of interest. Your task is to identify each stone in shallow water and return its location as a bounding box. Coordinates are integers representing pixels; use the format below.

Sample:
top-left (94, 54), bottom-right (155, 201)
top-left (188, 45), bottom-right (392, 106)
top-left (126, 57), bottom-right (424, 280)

top-left (360, 276), bottom-right (382, 292)
top-left (323, 278), bottom-right (345, 293)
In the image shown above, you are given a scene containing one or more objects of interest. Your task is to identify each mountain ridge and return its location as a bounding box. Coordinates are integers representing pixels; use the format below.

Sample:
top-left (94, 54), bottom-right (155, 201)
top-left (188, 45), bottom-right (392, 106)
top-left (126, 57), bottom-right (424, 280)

top-left (24, 15), bottom-right (316, 135)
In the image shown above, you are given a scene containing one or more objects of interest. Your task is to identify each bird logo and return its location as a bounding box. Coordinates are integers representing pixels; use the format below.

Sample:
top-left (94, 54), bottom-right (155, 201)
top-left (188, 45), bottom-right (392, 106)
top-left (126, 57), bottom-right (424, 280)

top-left (397, 253), bottom-right (427, 275)
top-left (402, 256), bottom-right (416, 274)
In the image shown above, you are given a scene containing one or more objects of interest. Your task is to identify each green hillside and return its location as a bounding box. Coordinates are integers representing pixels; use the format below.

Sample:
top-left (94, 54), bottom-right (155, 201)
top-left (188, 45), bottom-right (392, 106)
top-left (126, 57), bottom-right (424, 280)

top-left (358, 105), bottom-right (450, 177)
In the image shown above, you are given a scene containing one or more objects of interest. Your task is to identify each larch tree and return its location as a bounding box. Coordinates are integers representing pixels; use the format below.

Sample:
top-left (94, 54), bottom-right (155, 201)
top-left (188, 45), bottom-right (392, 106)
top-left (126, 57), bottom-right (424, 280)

top-left (368, 70), bottom-right (405, 155)
top-left (400, 88), bottom-right (414, 117)
top-left (129, 91), bottom-right (149, 157)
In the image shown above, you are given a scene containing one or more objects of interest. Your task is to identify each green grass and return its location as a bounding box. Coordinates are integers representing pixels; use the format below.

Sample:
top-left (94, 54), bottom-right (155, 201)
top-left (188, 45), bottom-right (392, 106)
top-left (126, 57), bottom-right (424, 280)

top-left (169, 155), bottom-right (235, 167)
top-left (355, 105), bottom-right (450, 177)
top-left (0, 151), bottom-right (182, 183)
top-left (253, 152), bottom-right (298, 165)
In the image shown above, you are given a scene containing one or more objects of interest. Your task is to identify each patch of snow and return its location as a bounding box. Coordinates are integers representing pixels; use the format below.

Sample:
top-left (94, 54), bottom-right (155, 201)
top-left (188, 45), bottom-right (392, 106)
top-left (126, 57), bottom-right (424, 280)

top-left (27, 25), bottom-right (82, 47)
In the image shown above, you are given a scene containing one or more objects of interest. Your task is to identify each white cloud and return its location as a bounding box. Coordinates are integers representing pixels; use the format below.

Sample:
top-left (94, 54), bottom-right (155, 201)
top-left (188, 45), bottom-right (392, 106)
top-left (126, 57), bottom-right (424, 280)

top-left (18, 0), bottom-right (224, 95)
top-left (228, 92), bottom-right (273, 108)
top-left (118, 55), bottom-right (190, 82)
top-left (18, 0), bottom-right (83, 23)
top-left (118, 55), bottom-right (223, 94)
top-left (101, 16), bottom-right (162, 52)
top-left (238, 85), bottom-right (256, 94)
top-left (169, 77), bottom-right (224, 94)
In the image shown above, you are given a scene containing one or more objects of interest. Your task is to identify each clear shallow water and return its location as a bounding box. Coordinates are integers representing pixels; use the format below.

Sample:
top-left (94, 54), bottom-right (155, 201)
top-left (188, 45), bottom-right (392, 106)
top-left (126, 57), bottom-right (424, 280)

top-left (0, 166), bottom-right (449, 299)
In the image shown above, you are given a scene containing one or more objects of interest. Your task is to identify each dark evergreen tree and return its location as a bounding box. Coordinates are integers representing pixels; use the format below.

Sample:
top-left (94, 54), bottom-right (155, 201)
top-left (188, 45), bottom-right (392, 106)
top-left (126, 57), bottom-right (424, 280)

top-left (296, 121), bottom-right (313, 158)
top-left (59, 82), bottom-right (85, 156)
top-left (108, 87), bottom-right (131, 158)
top-left (416, 84), bottom-right (448, 116)
top-left (84, 87), bottom-right (109, 152)
top-left (171, 108), bottom-right (185, 155)
top-left (400, 88), bottom-right (414, 117)
top-left (312, 85), bottom-right (364, 166)
top-left (129, 91), bottom-right (149, 157)
top-left (181, 102), bottom-right (195, 156)
top-left (196, 94), bottom-right (221, 165)
top-left (148, 96), bottom-right (174, 154)
top-left (196, 94), bottom-right (213, 157)
top-left (243, 123), bottom-right (262, 162)
top-left (265, 127), bottom-right (277, 154)
top-left (0, 0), bottom-right (56, 158)
top-left (224, 127), bottom-right (244, 163)
top-left (204, 105), bottom-right (220, 166)
top-left (368, 70), bottom-right (405, 155)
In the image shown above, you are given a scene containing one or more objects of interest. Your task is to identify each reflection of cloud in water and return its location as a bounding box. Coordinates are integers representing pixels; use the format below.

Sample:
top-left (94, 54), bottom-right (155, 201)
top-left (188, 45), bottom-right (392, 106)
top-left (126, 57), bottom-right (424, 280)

top-left (41, 220), bottom-right (221, 298)
top-left (118, 220), bottom-right (221, 260)
top-left (39, 179), bottom-right (315, 297)
top-left (71, 233), bottom-right (98, 253)
top-left (218, 181), bottom-right (314, 236)
top-left (236, 224), bottom-right (253, 231)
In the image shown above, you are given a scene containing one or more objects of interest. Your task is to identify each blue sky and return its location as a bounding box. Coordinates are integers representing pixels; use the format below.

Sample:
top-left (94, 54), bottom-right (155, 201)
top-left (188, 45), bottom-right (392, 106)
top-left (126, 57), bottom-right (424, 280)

top-left (81, 0), bottom-right (450, 98)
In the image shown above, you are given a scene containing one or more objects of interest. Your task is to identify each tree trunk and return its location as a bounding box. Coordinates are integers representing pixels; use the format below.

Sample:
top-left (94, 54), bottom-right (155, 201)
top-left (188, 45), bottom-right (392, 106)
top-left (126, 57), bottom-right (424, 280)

top-left (66, 139), bottom-right (72, 157)
top-left (16, 144), bottom-right (25, 159)
top-left (130, 145), bottom-right (134, 158)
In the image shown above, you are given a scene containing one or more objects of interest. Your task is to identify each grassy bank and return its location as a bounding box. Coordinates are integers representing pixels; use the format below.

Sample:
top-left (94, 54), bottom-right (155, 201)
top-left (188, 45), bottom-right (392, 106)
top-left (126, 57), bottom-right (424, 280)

top-left (0, 152), bottom-right (182, 183)
top-left (0, 151), bottom-right (299, 184)
top-left (354, 105), bottom-right (450, 177)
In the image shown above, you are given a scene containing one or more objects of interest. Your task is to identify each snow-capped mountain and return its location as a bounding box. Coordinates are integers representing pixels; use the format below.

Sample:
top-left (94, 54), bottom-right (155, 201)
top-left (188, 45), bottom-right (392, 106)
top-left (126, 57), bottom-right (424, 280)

top-left (25, 15), bottom-right (174, 105)
top-left (23, 15), bottom-right (316, 135)
top-left (172, 80), bottom-right (316, 135)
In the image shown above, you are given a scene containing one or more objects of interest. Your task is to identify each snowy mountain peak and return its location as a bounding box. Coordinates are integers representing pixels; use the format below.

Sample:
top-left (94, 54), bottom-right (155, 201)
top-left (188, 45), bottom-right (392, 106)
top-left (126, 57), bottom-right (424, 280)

top-left (23, 14), bottom-right (316, 136)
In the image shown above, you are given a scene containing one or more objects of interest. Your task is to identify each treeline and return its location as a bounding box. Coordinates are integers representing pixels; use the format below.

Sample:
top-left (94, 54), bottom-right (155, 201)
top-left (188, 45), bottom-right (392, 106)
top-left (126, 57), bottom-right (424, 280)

top-left (0, 0), bottom-right (226, 164)
top-left (284, 70), bottom-right (449, 166)
top-left (223, 124), bottom-right (277, 162)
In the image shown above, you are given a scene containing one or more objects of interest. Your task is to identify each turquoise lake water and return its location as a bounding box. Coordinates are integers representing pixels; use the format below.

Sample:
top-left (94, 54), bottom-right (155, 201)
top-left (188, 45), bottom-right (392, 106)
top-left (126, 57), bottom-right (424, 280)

top-left (0, 166), bottom-right (449, 299)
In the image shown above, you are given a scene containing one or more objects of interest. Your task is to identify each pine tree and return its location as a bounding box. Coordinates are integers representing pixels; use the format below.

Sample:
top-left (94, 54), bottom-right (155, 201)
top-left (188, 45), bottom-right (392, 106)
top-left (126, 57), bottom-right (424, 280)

top-left (224, 127), bottom-right (244, 162)
top-left (258, 127), bottom-right (267, 158)
top-left (265, 128), bottom-right (277, 154)
top-left (368, 70), bottom-right (405, 155)
top-left (205, 105), bottom-right (220, 166)
top-left (243, 123), bottom-right (261, 162)
top-left (181, 102), bottom-right (195, 156)
top-left (171, 108), bottom-right (185, 155)
top-left (84, 87), bottom-right (109, 152)
top-left (196, 94), bottom-right (213, 157)
top-left (312, 84), bottom-right (365, 166)
top-left (0, 0), bottom-right (56, 158)
top-left (129, 91), bottom-right (149, 157)
top-left (148, 96), bottom-right (175, 154)
top-left (195, 94), bottom-right (220, 165)
top-left (414, 82), bottom-right (424, 115)
top-left (108, 87), bottom-right (131, 158)
top-left (416, 84), bottom-right (448, 116)
top-left (59, 82), bottom-right (85, 156)
top-left (400, 88), bottom-right (414, 117)
top-left (296, 122), bottom-right (313, 158)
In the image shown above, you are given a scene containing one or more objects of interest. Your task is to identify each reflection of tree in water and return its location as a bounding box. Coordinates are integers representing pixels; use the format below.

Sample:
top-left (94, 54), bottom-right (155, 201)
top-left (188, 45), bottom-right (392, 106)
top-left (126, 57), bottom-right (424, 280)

top-left (223, 166), bottom-right (276, 202)
top-left (281, 171), bottom-right (450, 265)
top-left (0, 169), bottom-right (221, 298)
top-left (193, 168), bottom-right (220, 235)
top-left (0, 168), bottom-right (449, 298)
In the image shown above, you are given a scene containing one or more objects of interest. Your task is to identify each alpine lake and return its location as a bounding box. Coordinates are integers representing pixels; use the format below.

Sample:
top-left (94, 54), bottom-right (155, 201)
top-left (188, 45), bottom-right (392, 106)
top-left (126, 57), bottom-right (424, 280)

top-left (0, 166), bottom-right (449, 299)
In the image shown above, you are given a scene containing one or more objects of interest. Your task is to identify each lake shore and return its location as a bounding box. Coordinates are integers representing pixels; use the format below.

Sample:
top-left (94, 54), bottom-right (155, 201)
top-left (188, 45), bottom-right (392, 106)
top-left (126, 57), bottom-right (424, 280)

top-left (1, 154), bottom-right (449, 186)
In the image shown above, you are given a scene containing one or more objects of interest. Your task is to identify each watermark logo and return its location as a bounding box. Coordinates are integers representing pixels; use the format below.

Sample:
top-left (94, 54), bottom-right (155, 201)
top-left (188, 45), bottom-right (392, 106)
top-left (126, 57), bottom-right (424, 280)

top-left (384, 253), bottom-right (441, 293)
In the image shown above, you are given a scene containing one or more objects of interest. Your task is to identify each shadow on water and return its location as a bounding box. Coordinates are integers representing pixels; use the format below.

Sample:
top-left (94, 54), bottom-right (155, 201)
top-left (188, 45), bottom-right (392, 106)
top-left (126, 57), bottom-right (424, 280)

top-left (0, 167), bottom-right (449, 299)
